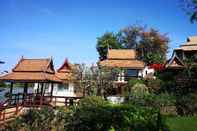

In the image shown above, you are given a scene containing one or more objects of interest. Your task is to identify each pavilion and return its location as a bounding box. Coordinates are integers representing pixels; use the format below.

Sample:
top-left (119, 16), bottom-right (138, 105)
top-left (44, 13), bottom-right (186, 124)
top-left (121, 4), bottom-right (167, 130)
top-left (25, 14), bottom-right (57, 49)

top-left (0, 57), bottom-right (62, 107)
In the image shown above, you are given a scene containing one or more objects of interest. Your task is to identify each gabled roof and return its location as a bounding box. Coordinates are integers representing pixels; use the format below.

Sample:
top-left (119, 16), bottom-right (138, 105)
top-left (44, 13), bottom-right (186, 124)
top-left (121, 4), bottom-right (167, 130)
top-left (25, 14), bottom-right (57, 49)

top-left (165, 53), bottom-right (185, 69)
top-left (13, 57), bottom-right (54, 73)
top-left (107, 49), bottom-right (136, 59)
top-left (57, 59), bottom-right (72, 73)
top-left (175, 36), bottom-right (197, 51)
top-left (99, 59), bottom-right (145, 69)
top-left (0, 57), bottom-right (61, 83)
top-left (99, 49), bottom-right (144, 69)
top-left (56, 59), bottom-right (74, 81)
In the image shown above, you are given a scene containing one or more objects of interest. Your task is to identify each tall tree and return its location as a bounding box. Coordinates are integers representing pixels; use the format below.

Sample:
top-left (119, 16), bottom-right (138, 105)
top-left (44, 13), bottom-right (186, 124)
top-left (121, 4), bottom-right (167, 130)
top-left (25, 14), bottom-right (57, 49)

top-left (182, 0), bottom-right (197, 23)
top-left (119, 26), bottom-right (169, 64)
top-left (137, 28), bottom-right (169, 64)
top-left (118, 25), bottom-right (144, 49)
top-left (96, 25), bottom-right (169, 64)
top-left (96, 32), bottom-right (122, 60)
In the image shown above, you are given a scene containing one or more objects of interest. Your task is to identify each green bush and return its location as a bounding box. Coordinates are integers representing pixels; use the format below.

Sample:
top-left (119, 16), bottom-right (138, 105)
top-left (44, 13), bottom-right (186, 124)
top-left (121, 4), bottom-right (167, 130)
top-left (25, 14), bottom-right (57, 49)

top-left (67, 96), bottom-right (168, 131)
top-left (128, 78), bottom-right (144, 87)
top-left (78, 96), bottom-right (109, 108)
top-left (131, 83), bottom-right (149, 98)
top-left (5, 96), bottom-right (169, 131)
top-left (146, 79), bottom-right (163, 92)
top-left (125, 92), bottom-right (177, 116)
top-left (176, 92), bottom-right (197, 116)
top-left (5, 106), bottom-right (58, 131)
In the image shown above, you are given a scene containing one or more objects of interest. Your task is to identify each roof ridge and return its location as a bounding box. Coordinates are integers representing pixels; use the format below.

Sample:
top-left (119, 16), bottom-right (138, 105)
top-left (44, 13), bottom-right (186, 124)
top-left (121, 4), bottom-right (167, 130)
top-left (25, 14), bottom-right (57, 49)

top-left (12, 56), bottom-right (24, 72)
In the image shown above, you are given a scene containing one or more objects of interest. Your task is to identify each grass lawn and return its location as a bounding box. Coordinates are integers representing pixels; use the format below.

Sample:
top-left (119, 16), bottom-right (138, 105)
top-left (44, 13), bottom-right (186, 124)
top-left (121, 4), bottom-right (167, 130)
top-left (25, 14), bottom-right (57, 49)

top-left (166, 116), bottom-right (197, 131)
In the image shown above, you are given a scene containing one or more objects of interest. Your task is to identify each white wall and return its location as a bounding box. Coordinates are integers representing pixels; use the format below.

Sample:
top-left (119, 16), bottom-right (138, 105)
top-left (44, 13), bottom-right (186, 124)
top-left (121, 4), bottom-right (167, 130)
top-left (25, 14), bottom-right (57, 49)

top-left (142, 66), bottom-right (155, 78)
top-left (53, 83), bottom-right (75, 97)
top-left (33, 82), bottom-right (76, 97)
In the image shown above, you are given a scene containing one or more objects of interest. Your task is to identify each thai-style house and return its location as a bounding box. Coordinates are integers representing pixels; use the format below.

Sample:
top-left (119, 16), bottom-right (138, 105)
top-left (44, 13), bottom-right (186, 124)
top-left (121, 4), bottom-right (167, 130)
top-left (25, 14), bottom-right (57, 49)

top-left (99, 49), bottom-right (145, 82)
top-left (0, 57), bottom-right (61, 106)
top-left (166, 36), bottom-right (197, 70)
top-left (99, 49), bottom-right (145, 96)
top-left (165, 36), bottom-right (197, 87)
top-left (0, 57), bottom-right (81, 123)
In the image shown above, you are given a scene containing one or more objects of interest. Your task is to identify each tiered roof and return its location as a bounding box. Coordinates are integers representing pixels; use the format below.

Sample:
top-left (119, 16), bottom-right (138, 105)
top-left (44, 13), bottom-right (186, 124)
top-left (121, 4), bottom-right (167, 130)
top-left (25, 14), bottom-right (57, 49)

top-left (0, 57), bottom-right (61, 83)
top-left (99, 49), bottom-right (145, 69)
top-left (55, 59), bottom-right (74, 81)
top-left (175, 36), bottom-right (197, 51)
top-left (165, 54), bottom-right (185, 69)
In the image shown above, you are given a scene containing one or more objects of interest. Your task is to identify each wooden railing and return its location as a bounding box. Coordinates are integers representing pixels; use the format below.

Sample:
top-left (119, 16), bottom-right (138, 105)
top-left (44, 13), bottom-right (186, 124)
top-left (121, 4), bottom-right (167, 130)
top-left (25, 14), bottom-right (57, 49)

top-left (0, 93), bottom-right (82, 124)
top-left (0, 97), bottom-right (23, 124)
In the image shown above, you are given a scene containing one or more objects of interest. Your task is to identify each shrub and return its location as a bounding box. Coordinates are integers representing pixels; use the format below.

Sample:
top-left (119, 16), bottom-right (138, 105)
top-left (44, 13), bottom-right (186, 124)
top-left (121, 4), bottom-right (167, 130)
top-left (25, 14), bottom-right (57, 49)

top-left (128, 78), bottom-right (144, 87)
top-left (125, 92), bottom-right (177, 116)
top-left (5, 96), bottom-right (169, 131)
top-left (131, 83), bottom-right (149, 98)
top-left (176, 92), bottom-right (197, 116)
top-left (78, 96), bottom-right (109, 108)
top-left (146, 78), bottom-right (163, 92)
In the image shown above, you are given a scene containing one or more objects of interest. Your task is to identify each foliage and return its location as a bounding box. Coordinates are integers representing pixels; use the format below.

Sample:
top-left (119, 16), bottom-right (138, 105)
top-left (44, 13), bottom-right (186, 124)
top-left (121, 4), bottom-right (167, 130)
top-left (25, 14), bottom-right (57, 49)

top-left (73, 63), bottom-right (118, 97)
top-left (130, 83), bottom-right (149, 98)
top-left (146, 78), bottom-right (164, 92)
top-left (137, 29), bottom-right (169, 64)
top-left (0, 82), bottom-right (6, 87)
top-left (176, 92), bottom-right (197, 116)
top-left (96, 25), bottom-right (169, 64)
top-left (96, 32), bottom-right (122, 60)
top-left (166, 116), bottom-right (197, 131)
top-left (5, 96), bottom-right (169, 131)
top-left (78, 96), bottom-right (109, 108)
top-left (128, 78), bottom-right (144, 87)
top-left (118, 25), bottom-right (143, 49)
top-left (5, 107), bottom-right (58, 131)
top-left (126, 92), bottom-right (176, 109)
top-left (67, 96), bottom-right (168, 131)
top-left (181, 0), bottom-right (197, 23)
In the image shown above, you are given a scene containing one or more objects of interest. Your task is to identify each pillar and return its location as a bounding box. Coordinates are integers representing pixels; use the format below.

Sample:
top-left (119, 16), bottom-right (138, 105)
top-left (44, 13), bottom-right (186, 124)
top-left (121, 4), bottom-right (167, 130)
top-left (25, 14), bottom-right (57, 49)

top-left (50, 83), bottom-right (54, 102)
top-left (9, 82), bottom-right (13, 104)
top-left (23, 83), bottom-right (28, 105)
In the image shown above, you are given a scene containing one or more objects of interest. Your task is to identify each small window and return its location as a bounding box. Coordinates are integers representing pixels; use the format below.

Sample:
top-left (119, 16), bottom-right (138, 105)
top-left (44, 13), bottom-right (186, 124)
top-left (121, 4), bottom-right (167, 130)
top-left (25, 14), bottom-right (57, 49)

top-left (126, 69), bottom-right (138, 77)
top-left (58, 84), bottom-right (65, 91)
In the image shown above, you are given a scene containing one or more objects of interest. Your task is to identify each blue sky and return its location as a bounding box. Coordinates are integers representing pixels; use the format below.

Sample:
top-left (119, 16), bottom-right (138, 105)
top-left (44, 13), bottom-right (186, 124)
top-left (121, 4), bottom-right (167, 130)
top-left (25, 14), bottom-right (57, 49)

top-left (0, 0), bottom-right (197, 71)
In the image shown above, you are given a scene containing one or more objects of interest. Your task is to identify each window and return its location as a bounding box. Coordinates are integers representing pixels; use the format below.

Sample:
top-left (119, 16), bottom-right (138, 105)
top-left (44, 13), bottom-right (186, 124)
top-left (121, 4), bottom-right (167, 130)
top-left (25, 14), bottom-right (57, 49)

top-left (58, 83), bottom-right (69, 91)
top-left (126, 69), bottom-right (138, 77)
top-left (58, 84), bottom-right (64, 91)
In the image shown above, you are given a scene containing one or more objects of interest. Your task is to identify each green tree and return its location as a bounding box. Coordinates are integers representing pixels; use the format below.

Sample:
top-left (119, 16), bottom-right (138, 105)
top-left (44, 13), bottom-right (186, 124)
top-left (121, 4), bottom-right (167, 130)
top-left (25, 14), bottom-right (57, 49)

top-left (118, 25), bottom-right (143, 49)
top-left (182, 0), bottom-right (197, 23)
top-left (96, 32), bottom-right (122, 60)
top-left (97, 25), bottom-right (169, 64)
top-left (137, 28), bottom-right (169, 64)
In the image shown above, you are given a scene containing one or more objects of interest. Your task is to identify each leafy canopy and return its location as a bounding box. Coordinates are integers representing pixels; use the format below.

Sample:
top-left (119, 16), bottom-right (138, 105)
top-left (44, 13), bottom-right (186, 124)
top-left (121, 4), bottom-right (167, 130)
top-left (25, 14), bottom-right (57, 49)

top-left (96, 25), bottom-right (169, 64)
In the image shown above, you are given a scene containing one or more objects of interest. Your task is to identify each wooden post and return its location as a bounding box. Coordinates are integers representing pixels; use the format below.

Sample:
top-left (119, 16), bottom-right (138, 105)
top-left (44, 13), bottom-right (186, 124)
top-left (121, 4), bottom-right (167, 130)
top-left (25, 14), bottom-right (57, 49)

top-left (23, 83), bottom-right (28, 106)
top-left (40, 83), bottom-right (44, 107)
top-left (37, 83), bottom-right (40, 94)
top-left (50, 83), bottom-right (54, 102)
top-left (9, 82), bottom-right (13, 105)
